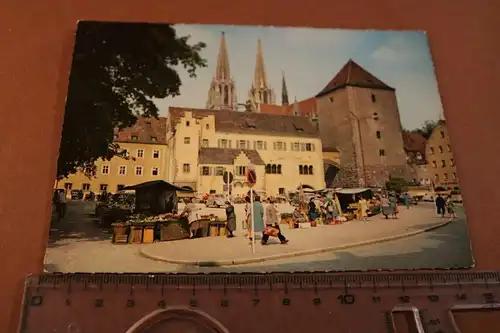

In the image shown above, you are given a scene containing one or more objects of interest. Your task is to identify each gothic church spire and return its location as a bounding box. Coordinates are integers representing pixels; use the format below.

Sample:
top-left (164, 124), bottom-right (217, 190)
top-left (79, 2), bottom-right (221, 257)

top-left (281, 71), bottom-right (289, 106)
top-left (206, 32), bottom-right (237, 110)
top-left (248, 38), bottom-right (275, 111)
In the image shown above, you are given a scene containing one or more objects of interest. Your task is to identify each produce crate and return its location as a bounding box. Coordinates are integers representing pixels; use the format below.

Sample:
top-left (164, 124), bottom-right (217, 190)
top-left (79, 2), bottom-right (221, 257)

top-left (160, 219), bottom-right (190, 241)
top-left (209, 222), bottom-right (227, 237)
top-left (111, 223), bottom-right (129, 244)
top-left (142, 225), bottom-right (155, 244)
top-left (128, 225), bottom-right (144, 244)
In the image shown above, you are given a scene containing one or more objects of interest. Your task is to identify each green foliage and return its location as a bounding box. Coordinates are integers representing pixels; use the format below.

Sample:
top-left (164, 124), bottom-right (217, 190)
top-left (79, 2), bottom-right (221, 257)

top-left (385, 176), bottom-right (410, 194)
top-left (415, 120), bottom-right (438, 139)
top-left (57, 21), bottom-right (207, 179)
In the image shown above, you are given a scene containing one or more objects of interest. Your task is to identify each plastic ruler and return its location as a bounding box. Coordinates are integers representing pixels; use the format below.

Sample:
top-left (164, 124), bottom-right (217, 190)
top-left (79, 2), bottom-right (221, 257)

top-left (19, 271), bottom-right (500, 333)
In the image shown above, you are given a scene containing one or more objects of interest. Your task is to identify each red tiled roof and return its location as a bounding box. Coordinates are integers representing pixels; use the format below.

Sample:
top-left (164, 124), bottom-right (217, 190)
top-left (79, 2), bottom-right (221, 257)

top-left (259, 104), bottom-right (293, 115)
top-left (114, 116), bottom-right (167, 144)
top-left (316, 59), bottom-right (394, 97)
top-left (402, 131), bottom-right (428, 164)
top-left (294, 97), bottom-right (317, 117)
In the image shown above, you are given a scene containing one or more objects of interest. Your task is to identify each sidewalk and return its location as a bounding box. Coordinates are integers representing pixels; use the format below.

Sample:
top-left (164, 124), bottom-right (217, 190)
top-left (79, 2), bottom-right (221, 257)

top-left (140, 205), bottom-right (453, 266)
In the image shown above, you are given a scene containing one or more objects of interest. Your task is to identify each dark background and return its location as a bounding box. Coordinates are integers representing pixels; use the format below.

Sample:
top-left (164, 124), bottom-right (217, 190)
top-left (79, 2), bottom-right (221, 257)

top-left (1, 0), bottom-right (499, 332)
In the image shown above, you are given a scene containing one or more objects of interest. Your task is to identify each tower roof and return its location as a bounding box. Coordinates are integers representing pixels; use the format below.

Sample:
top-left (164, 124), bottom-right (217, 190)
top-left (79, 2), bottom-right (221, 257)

top-left (253, 39), bottom-right (269, 89)
top-left (215, 32), bottom-right (231, 80)
top-left (281, 71), bottom-right (289, 105)
top-left (316, 59), bottom-right (394, 97)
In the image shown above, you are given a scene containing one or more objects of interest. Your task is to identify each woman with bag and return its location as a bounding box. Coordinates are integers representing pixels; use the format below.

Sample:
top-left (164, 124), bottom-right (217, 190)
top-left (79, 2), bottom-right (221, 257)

top-left (262, 198), bottom-right (289, 245)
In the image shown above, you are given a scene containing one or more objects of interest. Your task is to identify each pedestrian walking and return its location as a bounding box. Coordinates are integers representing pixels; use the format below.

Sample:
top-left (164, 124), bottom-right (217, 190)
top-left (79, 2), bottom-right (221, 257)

top-left (435, 194), bottom-right (446, 218)
top-left (225, 201), bottom-right (236, 238)
top-left (446, 195), bottom-right (456, 219)
top-left (388, 195), bottom-right (398, 219)
top-left (248, 196), bottom-right (265, 242)
top-left (402, 193), bottom-right (411, 210)
top-left (243, 196), bottom-right (251, 230)
top-left (54, 189), bottom-right (67, 221)
top-left (262, 198), bottom-right (289, 245)
top-left (358, 195), bottom-right (369, 221)
top-left (380, 195), bottom-right (391, 219)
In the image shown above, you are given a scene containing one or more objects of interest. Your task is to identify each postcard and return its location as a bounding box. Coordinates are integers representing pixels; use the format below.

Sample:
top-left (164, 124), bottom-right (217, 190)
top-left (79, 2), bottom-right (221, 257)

top-left (44, 21), bottom-right (474, 273)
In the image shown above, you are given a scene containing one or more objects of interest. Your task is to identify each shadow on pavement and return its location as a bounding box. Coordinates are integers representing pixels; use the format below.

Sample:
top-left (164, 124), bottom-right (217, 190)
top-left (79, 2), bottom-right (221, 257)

top-left (47, 200), bottom-right (112, 248)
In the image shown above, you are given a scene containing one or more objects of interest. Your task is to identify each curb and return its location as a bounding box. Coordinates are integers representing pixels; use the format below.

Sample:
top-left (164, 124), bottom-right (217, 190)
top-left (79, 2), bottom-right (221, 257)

top-left (139, 219), bottom-right (454, 267)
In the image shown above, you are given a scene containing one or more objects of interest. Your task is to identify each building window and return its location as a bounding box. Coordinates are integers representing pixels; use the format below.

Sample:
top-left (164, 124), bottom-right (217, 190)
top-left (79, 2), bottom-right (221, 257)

top-left (183, 164), bottom-right (190, 173)
top-left (135, 166), bottom-right (143, 176)
top-left (184, 137), bottom-right (190, 144)
top-left (255, 140), bottom-right (264, 150)
top-left (447, 144), bottom-right (451, 152)
top-left (215, 167), bottom-right (224, 176)
top-left (99, 184), bottom-right (108, 191)
top-left (153, 150), bottom-right (160, 158)
top-left (238, 140), bottom-right (247, 149)
top-left (438, 146), bottom-right (443, 153)
top-left (122, 149), bottom-right (128, 156)
top-left (265, 164), bottom-right (282, 174)
top-left (279, 188), bottom-right (285, 195)
top-left (118, 166), bottom-right (127, 175)
top-left (441, 160), bottom-right (446, 167)
top-left (117, 184), bottom-right (125, 192)
top-left (235, 166), bottom-right (246, 176)
top-left (64, 182), bottom-right (72, 190)
top-left (376, 131), bottom-right (381, 139)
top-left (132, 135), bottom-right (138, 141)
top-left (440, 131), bottom-right (445, 139)
top-left (371, 94), bottom-right (376, 103)
top-left (209, 189), bottom-right (216, 194)
top-left (152, 167), bottom-right (159, 176)
top-left (274, 141), bottom-right (286, 151)
top-left (305, 143), bottom-right (314, 151)
top-left (379, 149), bottom-right (385, 156)
top-left (201, 166), bottom-right (210, 176)
top-left (299, 165), bottom-right (313, 175)
top-left (137, 149), bottom-right (144, 158)
top-left (102, 165), bottom-right (109, 175)
top-left (218, 139), bottom-right (228, 148)
top-left (151, 136), bottom-right (157, 142)
top-left (186, 121), bottom-right (190, 127)
top-left (146, 121), bottom-right (151, 128)
top-left (450, 159), bottom-right (455, 166)
top-left (82, 183), bottom-right (90, 191)
top-left (429, 147), bottom-right (434, 154)
top-left (434, 174), bottom-right (439, 182)
top-left (329, 96), bottom-right (334, 103)
top-left (291, 142), bottom-right (299, 151)
top-left (443, 173), bottom-right (449, 181)
top-left (201, 139), bottom-right (209, 148)
top-left (205, 124), bottom-right (210, 129)
top-left (452, 172), bottom-right (457, 180)
top-left (432, 161), bottom-right (437, 168)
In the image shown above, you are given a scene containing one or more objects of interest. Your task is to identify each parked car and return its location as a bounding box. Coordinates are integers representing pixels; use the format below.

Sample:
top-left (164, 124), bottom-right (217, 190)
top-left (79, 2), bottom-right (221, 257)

top-left (422, 193), bottom-right (436, 202)
top-left (205, 194), bottom-right (226, 208)
top-left (70, 189), bottom-right (84, 200)
top-left (397, 195), bottom-right (418, 205)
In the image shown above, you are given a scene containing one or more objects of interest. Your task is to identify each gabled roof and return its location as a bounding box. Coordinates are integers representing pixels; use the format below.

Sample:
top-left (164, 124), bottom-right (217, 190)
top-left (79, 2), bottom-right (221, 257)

top-left (168, 107), bottom-right (320, 138)
top-left (114, 116), bottom-right (167, 144)
top-left (198, 148), bottom-right (265, 165)
top-left (316, 59), bottom-right (395, 98)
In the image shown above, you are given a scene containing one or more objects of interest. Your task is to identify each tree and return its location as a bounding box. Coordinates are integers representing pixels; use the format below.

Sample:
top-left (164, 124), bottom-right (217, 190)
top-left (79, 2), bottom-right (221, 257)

top-left (56, 21), bottom-right (207, 179)
top-left (415, 120), bottom-right (438, 139)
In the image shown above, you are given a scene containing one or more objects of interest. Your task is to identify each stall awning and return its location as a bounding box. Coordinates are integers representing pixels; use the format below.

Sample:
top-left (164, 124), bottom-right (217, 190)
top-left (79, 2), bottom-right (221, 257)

top-left (336, 188), bottom-right (370, 194)
top-left (123, 180), bottom-right (193, 192)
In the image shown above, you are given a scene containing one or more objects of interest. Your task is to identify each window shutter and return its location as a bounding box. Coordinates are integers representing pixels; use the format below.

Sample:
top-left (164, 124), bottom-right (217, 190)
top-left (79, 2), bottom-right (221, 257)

top-left (301, 143), bottom-right (306, 151)
top-left (283, 142), bottom-right (287, 151)
top-left (273, 142), bottom-right (276, 150)
top-left (247, 141), bottom-right (250, 149)
top-left (311, 144), bottom-right (315, 152)
top-left (228, 140), bottom-right (232, 148)
top-left (217, 139), bottom-right (221, 148)
top-left (235, 140), bottom-right (239, 149)
top-left (200, 166), bottom-right (204, 176)
top-left (253, 141), bottom-right (256, 149)
top-left (208, 167), bottom-right (212, 176)
top-left (263, 141), bottom-right (267, 150)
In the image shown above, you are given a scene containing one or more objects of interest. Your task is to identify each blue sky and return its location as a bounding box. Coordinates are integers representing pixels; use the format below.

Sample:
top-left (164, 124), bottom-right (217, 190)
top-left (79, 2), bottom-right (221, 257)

top-left (154, 24), bottom-right (444, 130)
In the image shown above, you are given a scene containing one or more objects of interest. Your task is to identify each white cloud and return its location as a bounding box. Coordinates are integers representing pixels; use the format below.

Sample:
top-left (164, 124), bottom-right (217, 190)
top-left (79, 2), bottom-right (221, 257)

top-left (371, 35), bottom-right (424, 63)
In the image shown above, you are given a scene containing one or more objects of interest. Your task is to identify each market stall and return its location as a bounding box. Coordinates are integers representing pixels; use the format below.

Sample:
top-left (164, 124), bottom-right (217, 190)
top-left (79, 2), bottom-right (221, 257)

top-left (95, 191), bottom-right (135, 227)
top-left (335, 188), bottom-right (381, 220)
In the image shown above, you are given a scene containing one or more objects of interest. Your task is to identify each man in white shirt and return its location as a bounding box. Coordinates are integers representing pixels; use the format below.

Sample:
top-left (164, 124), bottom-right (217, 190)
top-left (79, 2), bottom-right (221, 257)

top-left (54, 189), bottom-right (67, 220)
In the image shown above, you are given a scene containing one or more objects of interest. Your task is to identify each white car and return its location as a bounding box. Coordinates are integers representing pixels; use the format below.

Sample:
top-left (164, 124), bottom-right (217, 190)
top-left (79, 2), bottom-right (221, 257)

top-left (205, 194), bottom-right (226, 208)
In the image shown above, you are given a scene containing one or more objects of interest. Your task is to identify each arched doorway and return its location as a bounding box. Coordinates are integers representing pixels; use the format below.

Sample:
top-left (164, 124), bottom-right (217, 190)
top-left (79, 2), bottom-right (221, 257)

top-left (324, 160), bottom-right (340, 187)
top-left (125, 307), bottom-right (230, 333)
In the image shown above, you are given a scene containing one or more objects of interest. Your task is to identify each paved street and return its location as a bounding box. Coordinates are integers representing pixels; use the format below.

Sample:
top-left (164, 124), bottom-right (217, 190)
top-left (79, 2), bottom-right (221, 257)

top-left (44, 201), bottom-right (474, 273)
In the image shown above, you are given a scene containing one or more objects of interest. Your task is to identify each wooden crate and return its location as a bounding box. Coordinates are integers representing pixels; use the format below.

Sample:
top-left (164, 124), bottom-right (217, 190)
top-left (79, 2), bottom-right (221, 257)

top-left (128, 225), bottom-right (143, 244)
top-left (112, 234), bottom-right (128, 245)
top-left (142, 226), bottom-right (155, 244)
top-left (112, 224), bottom-right (129, 244)
top-left (160, 220), bottom-right (190, 241)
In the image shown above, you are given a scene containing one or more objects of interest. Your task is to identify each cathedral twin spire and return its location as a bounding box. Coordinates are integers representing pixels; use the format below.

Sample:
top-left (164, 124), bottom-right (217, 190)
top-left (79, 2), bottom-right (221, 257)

top-left (206, 32), bottom-right (288, 112)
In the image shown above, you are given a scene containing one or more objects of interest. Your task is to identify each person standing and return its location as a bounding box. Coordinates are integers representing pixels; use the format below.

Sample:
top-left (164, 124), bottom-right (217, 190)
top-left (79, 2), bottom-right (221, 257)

top-left (181, 198), bottom-right (200, 238)
top-left (402, 193), bottom-right (411, 210)
top-left (248, 196), bottom-right (266, 242)
top-left (308, 198), bottom-right (318, 221)
top-left (225, 201), bottom-right (236, 238)
top-left (262, 198), bottom-right (289, 245)
top-left (446, 195), bottom-right (457, 219)
top-left (388, 195), bottom-right (398, 219)
top-left (358, 195), bottom-right (369, 222)
top-left (380, 195), bottom-right (391, 219)
top-left (55, 189), bottom-right (67, 221)
top-left (435, 194), bottom-right (446, 218)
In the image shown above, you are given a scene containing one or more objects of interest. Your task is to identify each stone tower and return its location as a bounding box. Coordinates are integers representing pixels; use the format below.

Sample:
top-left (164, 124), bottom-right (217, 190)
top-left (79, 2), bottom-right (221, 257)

top-left (315, 59), bottom-right (408, 188)
top-left (205, 32), bottom-right (238, 110)
top-left (281, 71), bottom-right (289, 105)
top-left (248, 39), bottom-right (276, 112)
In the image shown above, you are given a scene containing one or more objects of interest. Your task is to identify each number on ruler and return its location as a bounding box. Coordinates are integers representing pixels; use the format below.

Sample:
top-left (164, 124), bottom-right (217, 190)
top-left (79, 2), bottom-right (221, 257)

top-left (483, 293), bottom-right (496, 303)
top-left (399, 296), bottom-right (410, 303)
top-left (313, 298), bottom-right (321, 305)
top-left (157, 300), bottom-right (166, 308)
top-left (94, 299), bottom-right (104, 307)
top-left (456, 293), bottom-right (467, 301)
top-left (220, 299), bottom-right (230, 307)
top-left (337, 294), bottom-right (355, 305)
top-left (189, 299), bottom-right (198, 307)
top-left (126, 299), bottom-right (135, 307)
top-left (282, 298), bottom-right (291, 306)
top-left (428, 295), bottom-right (440, 302)
top-left (372, 296), bottom-right (381, 303)
top-left (252, 298), bottom-right (260, 306)
top-left (30, 296), bottom-right (44, 307)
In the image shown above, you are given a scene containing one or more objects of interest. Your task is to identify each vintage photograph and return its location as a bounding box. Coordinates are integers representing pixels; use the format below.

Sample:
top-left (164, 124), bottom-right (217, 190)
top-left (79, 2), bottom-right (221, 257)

top-left (44, 22), bottom-right (474, 273)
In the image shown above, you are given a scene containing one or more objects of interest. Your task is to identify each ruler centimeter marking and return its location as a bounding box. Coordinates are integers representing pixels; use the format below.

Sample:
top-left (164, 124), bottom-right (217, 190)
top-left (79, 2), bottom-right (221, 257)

top-left (20, 271), bottom-right (500, 333)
